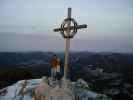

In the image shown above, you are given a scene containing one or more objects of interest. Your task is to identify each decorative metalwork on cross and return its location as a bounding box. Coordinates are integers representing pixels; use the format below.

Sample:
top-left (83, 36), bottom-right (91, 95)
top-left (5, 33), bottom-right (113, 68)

top-left (53, 7), bottom-right (87, 79)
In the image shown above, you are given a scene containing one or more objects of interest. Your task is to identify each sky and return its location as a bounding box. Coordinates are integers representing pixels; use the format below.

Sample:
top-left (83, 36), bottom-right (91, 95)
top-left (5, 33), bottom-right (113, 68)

top-left (0, 0), bottom-right (133, 52)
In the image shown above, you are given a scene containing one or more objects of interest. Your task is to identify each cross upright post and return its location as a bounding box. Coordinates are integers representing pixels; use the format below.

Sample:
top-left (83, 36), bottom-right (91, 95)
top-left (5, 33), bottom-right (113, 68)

top-left (53, 7), bottom-right (87, 79)
top-left (64, 8), bottom-right (71, 78)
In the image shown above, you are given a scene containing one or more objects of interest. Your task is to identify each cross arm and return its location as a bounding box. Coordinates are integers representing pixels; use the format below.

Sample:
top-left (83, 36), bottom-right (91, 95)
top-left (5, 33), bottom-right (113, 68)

top-left (53, 24), bottom-right (87, 32)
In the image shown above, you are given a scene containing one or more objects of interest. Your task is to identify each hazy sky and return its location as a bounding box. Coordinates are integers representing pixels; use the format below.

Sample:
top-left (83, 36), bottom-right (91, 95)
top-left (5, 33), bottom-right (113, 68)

top-left (0, 0), bottom-right (133, 52)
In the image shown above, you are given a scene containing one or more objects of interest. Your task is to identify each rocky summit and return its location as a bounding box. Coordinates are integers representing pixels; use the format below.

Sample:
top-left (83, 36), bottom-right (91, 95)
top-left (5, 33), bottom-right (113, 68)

top-left (0, 77), bottom-right (111, 100)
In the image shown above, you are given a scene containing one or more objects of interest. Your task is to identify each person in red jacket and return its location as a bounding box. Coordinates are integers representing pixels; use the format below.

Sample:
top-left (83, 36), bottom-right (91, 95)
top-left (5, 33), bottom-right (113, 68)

top-left (50, 55), bottom-right (58, 80)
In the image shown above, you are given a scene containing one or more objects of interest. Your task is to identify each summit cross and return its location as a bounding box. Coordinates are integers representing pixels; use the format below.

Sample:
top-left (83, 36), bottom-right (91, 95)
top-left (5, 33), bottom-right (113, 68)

top-left (53, 8), bottom-right (87, 79)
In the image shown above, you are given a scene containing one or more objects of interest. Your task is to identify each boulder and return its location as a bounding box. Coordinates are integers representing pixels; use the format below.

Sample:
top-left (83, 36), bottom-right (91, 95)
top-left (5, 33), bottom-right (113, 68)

top-left (0, 77), bottom-right (111, 100)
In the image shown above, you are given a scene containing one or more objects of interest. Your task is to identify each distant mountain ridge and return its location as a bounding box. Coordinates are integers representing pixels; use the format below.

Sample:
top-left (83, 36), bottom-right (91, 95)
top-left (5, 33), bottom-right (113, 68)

top-left (0, 51), bottom-right (133, 67)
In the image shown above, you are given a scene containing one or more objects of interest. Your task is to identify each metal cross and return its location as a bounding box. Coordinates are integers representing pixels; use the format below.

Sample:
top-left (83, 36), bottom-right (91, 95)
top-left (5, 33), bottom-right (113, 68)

top-left (53, 8), bottom-right (87, 79)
